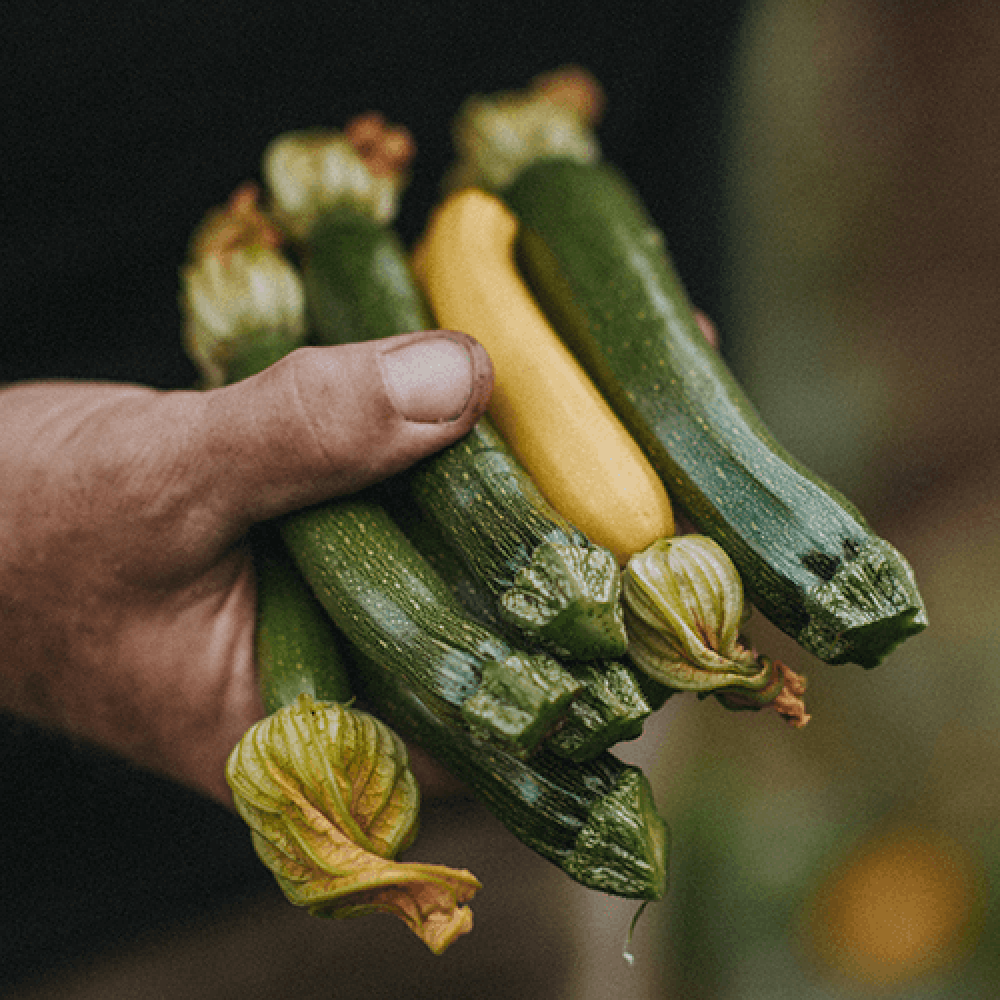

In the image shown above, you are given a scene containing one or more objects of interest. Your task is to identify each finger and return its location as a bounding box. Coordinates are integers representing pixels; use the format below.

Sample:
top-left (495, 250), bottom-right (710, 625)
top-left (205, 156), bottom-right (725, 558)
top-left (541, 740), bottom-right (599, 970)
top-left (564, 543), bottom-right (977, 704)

top-left (193, 329), bottom-right (493, 538)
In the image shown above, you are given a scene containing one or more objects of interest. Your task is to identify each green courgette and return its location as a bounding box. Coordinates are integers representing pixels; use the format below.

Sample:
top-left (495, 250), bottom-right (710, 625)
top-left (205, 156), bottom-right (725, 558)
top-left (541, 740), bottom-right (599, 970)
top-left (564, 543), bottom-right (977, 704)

top-left (347, 642), bottom-right (670, 901)
top-left (263, 129), bottom-right (628, 663)
top-left (252, 524), bottom-right (354, 714)
top-left (389, 492), bottom-right (652, 761)
top-left (182, 196), bottom-right (582, 757)
top-left (406, 418), bottom-right (627, 661)
top-left (451, 88), bottom-right (927, 668)
top-left (280, 500), bottom-right (581, 755)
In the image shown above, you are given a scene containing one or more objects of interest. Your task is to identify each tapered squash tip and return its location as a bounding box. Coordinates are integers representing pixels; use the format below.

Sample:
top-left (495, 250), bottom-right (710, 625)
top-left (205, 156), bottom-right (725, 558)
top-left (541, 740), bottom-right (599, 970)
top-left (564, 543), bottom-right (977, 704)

top-left (546, 659), bottom-right (651, 762)
top-left (564, 766), bottom-right (670, 901)
top-left (799, 537), bottom-right (928, 668)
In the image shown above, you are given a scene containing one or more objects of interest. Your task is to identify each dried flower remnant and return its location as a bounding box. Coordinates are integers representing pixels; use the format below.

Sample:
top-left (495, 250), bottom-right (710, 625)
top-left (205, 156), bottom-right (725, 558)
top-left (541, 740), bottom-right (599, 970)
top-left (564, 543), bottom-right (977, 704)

top-left (227, 695), bottom-right (481, 954)
top-left (531, 65), bottom-right (607, 126)
top-left (344, 111), bottom-right (417, 179)
top-left (446, 77), bottom-right (600, 193)
top-left (623, 535), bottom-right (809, 726)
top-left (188, 181), bottom-right (284, 262)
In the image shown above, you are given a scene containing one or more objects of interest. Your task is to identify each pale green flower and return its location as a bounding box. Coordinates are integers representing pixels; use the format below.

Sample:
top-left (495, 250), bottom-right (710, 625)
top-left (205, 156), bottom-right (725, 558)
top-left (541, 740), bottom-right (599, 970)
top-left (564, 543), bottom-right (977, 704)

top-left (180, 244), bottom-right (306, 387)
top-left (623, 535), bottom-right (810, 725)
top-left (227, 695), bottom-right (481, 954)
top-left (447, 88), bottom-right (600, 193)
top-left (262, 130), bottom-right (404, 239)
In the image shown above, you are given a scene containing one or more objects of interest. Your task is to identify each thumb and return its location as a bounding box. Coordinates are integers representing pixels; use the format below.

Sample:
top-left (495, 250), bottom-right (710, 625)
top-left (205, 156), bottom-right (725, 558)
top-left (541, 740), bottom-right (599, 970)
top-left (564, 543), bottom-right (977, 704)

top-left (195, 329), bottom-right (493, 537)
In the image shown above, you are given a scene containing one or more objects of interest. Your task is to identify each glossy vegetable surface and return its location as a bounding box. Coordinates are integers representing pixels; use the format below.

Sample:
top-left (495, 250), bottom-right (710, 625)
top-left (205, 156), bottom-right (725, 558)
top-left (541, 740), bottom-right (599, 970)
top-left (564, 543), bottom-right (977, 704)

top-left (506, 158), bottom-right (926, 668)
top-left (349, 644), bottom-right (670, 901)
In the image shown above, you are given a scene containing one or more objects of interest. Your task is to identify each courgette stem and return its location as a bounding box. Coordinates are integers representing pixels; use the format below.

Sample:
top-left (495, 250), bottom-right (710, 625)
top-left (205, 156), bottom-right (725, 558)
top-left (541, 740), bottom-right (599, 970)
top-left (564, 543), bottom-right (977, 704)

top-left (348, 643), bottom-right (670, 902)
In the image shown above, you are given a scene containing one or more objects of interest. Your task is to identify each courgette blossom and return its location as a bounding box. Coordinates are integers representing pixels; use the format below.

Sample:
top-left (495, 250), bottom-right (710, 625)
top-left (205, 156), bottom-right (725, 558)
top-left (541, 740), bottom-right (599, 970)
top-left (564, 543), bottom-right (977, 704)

top-left (447, 78), bottom-right (600, 193)
top-left (179, 182), bottom-right (306, 387)
top-left (227, 696), bottom-right (480, 954)
top-left (624, 535), bottom-right (810, 727)
top-left (262, 129), bottom-right (406, 239)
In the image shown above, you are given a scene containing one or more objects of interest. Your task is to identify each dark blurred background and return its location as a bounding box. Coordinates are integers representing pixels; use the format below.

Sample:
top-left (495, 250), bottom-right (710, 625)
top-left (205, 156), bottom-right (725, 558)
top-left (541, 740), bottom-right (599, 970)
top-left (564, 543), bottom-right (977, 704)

top-left (5, 1), bottom-right (1000, 997)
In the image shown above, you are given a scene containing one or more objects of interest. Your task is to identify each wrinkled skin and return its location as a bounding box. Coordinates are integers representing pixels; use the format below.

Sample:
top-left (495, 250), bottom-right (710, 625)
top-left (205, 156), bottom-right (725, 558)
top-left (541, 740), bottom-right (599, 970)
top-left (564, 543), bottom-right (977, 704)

top-left (0, 330), bottom-right (492, 805)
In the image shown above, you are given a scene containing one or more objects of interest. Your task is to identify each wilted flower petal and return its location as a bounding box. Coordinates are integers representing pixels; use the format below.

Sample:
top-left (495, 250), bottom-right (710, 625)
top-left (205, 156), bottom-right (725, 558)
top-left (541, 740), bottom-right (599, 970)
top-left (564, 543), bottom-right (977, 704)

top-left (447, 85), bottom-right (600, 193)
top-left (179, 184), bottom-right (307, 387)
top-left (227, 695), bottom-right (480, 954)
top-left (623, 536), bottom-right (809, 725)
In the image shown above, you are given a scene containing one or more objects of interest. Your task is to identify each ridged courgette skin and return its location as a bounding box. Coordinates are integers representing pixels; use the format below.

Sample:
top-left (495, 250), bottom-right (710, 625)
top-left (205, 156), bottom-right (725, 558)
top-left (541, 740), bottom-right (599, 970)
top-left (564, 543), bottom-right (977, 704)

top-left (305, 203), bottom-right (628, 662)
top-left (280, 501), bottom-right (581, 756)
top-left (390, 493), bottom-right (651, 761)
top-left (407, 418), bottom-right (626, 660)
top-left (507, 159), bottom-right (927, 668)
top-left (347, 643), bottom-right (669, 901)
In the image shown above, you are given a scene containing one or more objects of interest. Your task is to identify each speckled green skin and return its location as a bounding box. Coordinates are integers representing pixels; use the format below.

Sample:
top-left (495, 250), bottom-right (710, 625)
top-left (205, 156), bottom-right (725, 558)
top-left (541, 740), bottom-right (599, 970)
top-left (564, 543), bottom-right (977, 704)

top-left (409, 418), bottom-right (627, 660)
top-left (280, 502), bottom-right (581, 756)
top-left (252, 526), bottom-right (353, 714)
top-left (350, 645), bottom-right (669, 901)
top-left (507, 159), bottom-right (927, 668)
top-left (306, 207), bottom-right (628, 663)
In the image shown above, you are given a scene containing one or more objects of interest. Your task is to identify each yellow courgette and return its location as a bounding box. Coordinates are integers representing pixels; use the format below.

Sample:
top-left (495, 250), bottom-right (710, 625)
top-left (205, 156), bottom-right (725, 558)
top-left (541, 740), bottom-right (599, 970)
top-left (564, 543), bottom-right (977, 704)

top-left (414, 188), bottom-right (674, 565)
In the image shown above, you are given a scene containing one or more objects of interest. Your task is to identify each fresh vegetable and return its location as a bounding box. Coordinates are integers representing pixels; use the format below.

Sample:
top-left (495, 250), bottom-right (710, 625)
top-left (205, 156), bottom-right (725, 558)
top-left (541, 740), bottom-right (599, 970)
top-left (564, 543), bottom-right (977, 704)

top-left (252, 525), bottom-right (354, 713)
top-left (280, 499), bottom-right (582, 756)
top-left (182, 189), bottom-right (480, 953)
top-left (450, 77), bottom-right (927, 668)
top-left (392, 495), bottom-right (653, 761)
top-left (348, 642), bottom-right (670, 902)
top-left (263, 126), bottom-right (630, 661)
top-left (407, 418), bottom-right (627, 660)
top-left (413, 185), bottom-right (675, 567)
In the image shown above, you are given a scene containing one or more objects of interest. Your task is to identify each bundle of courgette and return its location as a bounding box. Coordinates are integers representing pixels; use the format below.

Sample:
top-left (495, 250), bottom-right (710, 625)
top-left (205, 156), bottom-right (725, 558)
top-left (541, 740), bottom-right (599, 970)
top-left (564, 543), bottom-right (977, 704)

top-left (180, 138), bottom-right (673, 951)
top-left (261, 127), bottom-right (657, 761)
top-left (176, 72), bottom-right (928, 953)
top-left (440, 72), bottom-right (927, 671)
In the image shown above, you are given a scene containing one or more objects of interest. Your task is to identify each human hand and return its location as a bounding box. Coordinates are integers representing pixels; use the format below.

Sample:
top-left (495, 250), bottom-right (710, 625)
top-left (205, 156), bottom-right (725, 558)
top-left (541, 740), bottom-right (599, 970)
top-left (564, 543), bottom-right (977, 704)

top-left (0, 331), bottom-right (492, 805)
